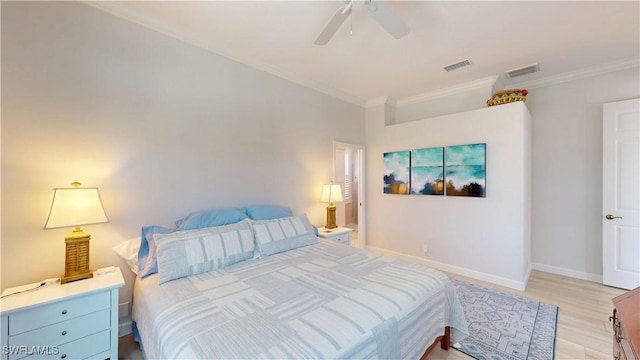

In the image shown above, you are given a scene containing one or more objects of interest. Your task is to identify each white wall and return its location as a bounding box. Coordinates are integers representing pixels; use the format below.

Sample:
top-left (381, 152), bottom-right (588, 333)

top-left (367, 66), bottom-right (640, 285)
top-left (365, 101), bottom-right (532, 290)
top-left (526, 67), bottom-right (640, 281)
top-left (1, 2), bottom-right (365, 304)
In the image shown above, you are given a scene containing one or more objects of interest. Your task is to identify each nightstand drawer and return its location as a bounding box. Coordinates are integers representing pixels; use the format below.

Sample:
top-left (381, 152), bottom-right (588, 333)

top-left (10, 329), bottom-right (111, 360)
top-left (9, 292), bottom-right (109, 336)
top-left (330, 234), bottom-right (349, 244)
top-left (317, 226), bottom-right (352, 246)
top-left (9, 309), bottom-right (109, 349)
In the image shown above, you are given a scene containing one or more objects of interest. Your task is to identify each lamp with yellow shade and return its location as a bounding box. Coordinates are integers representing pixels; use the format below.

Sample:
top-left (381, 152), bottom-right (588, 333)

top-left (43, 182), bottom-right (109, 284)
top-left (320, 181), bottom-right (343, 229)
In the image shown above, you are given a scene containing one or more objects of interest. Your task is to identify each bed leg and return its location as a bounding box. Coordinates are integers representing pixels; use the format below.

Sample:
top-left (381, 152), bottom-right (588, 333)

top-left (420, 326), bottom-right (451, 360)
top-left (440, 326), bottom-right (451, 350)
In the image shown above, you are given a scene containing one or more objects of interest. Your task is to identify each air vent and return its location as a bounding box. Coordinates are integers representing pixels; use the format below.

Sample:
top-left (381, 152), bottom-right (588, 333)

top-left (505, 63), bottom-right (540, 78)
top-left (443, 59), bottom-right (472, 72)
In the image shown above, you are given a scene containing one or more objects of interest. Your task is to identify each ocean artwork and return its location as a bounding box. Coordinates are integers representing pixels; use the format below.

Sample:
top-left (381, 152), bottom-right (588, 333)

top-left (411, 147), bottom-right (444, 195)
top-left (445, 143), bottom-right (486, 197)
top-left (383, 151), bottom-right (410, 194)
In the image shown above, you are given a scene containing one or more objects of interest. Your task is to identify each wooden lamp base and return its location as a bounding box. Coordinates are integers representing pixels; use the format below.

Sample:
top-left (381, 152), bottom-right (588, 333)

top-left (325, 204), bottom-right (337, 229)
top-left (61, 231), bottom-right (93, 284)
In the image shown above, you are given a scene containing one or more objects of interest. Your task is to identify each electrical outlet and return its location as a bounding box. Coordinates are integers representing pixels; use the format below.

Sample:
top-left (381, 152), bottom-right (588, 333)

top-left (422, 244), bottom-right (429, 255)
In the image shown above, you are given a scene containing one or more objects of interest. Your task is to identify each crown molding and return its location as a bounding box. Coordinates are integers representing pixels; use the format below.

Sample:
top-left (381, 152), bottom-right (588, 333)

top-left (365, 96), bottom-right (398, 108)
top-left (511, 57), bottom-right (640, 90)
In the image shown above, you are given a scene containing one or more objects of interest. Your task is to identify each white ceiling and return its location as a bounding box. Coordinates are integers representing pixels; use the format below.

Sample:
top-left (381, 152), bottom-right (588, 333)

top-left (87, 1), bottom-right (640, 106)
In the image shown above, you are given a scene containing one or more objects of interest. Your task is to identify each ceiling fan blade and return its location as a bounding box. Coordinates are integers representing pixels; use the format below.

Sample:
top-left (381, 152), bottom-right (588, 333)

top-left (366, 0), bottom-right (410, 39)
top-left (314, 5), bottom-right (352, 45)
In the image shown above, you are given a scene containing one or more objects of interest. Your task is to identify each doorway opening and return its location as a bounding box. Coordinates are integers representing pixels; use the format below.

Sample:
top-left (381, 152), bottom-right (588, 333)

top-left (333, 142), bottom-right (365, 248)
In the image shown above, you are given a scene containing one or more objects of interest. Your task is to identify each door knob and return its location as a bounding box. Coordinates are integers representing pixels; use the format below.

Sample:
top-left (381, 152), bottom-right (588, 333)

top-left (605, 214), bottom-right (622, 220)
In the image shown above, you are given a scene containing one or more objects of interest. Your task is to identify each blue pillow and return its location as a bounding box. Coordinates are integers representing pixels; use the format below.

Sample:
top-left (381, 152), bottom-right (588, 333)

top-left (175, 207), bottom-right (248, 230)
top-left (245, 204), bottom-right (293, 220)
top-left (137, 225), bottom-right (174, 278)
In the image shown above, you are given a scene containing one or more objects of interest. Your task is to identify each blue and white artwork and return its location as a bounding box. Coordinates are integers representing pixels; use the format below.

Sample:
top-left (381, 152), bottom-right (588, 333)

top-left (445, 143), bottom-right (486, 197)
top-left (411, 147), bottom-right (444, 195)
top-left (383, 151), bottom-right (410, 194)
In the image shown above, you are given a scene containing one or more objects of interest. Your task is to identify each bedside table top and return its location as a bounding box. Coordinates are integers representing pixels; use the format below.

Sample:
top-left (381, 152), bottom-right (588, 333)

top-left (1, 267), bottom-right (124, 315)
top-left (317, 226), bottom-right (353, 237)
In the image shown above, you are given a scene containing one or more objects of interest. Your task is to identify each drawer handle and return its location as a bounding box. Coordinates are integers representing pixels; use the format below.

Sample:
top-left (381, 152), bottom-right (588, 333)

top-left (61, 330), bottom-right (67, 336)
top-left (61, 354), bottom-right (67, 359)
top-left (61, 309), bottom-right (68, 315)
top-left (614, 322), bottom-right (624, 342)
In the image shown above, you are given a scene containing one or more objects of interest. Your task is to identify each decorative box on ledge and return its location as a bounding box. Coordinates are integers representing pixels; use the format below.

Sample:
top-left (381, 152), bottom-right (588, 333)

top-left (487, 89), bottom-right (528, 107)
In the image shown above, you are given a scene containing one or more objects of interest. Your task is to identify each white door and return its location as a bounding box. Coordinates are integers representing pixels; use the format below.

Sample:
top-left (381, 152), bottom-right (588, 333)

top-left (602, 98), bottom-right (640, 290)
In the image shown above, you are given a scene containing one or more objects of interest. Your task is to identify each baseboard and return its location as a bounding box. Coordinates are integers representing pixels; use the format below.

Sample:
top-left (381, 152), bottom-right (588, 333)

top-left (366, 246), bottom-right (529, 291)
top-left (119, 319), bottom-right (133, 337)
top-left (531, 262), bottom-right (602, 283)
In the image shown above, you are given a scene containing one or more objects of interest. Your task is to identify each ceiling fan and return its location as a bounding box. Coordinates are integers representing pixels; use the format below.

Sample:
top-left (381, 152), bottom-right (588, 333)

top-left (314, 0), bottom-right (410, 45)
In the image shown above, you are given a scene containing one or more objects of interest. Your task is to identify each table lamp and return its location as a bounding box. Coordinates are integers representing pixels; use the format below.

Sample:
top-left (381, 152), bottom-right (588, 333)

top-left (320, 181), bottom-right (343, 229)
top-left (43, 182), bottom-right (109, 284)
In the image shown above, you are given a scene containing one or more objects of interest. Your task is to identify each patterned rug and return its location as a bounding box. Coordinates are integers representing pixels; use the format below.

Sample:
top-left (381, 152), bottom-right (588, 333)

top-left (451, 278), bottom-right (558, 360)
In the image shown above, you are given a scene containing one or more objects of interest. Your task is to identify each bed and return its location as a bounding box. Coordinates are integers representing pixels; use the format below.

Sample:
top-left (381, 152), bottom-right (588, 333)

top-left (125, 208), bottom-right (468, 359)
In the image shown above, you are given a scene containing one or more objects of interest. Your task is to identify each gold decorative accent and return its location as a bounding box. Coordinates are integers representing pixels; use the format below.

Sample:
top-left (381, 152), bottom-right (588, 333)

top-left (325, 205), bottom-right (337, 229)
top-left (61, 233), bottom-right (93, 284)
top-left (487, 88), bottom-right (528, 107)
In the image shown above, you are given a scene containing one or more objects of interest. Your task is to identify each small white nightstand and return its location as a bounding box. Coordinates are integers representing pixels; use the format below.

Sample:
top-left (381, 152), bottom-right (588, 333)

top-left (317, 226), bottom-right (353, 245)
top-left (0, 267), bottom-right (124, 360)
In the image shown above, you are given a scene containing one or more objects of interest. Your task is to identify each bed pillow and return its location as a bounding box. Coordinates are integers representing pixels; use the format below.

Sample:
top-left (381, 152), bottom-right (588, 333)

top-left (137, 225), bottom-right (174, 278)
top-left (155, 219), bottom-right (255, 284)
top-left (175, 207), bottom-right (248, 230)
top-left (252, 213), bottom-right (318, 256)
top-left (245, 204), bottom-right (293, 220)
top-left (112, 237), bottom-right (140, 275)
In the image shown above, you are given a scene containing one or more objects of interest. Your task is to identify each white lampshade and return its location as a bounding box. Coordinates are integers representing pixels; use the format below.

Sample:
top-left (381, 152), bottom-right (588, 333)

top-left (43, 185), bottom-right (109, 229)
top-left (320, 183), bottom-right (343, 203)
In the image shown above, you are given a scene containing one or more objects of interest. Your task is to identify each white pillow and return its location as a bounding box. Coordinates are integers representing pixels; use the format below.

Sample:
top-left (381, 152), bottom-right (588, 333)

top-left (112, 237), bottom-right (140, 275)
top-left (252, 213), bottom-right (318, 256)
top-left (155, 219), bottom-right (255, 284)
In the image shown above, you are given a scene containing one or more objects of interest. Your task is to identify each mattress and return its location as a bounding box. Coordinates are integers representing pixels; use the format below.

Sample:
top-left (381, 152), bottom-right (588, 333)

top-left (132, 239), bottom-right (468, 359)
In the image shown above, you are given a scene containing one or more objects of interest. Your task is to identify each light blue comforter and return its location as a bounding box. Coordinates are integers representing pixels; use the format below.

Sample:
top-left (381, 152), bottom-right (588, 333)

top-left (133, 239), bottom-right (468, 359)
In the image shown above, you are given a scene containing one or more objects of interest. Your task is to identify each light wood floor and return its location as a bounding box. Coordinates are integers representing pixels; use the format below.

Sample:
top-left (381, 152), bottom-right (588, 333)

top-left (118, 270), bottom-right (625, 360)
top-left (429, 270), bottom-right (625, 360)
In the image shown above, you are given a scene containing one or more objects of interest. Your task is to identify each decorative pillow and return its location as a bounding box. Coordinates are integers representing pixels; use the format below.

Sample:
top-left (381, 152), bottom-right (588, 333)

top-left (245, 204), bottom-right (293, 220)
top-left (252, 213), bottom-right (318, 256)
top-left (112, 237), bottom-right (140, 275)
top-left (155, 219), bottom-right (255, 284)
top-left (138, 225), bottom-right (174, 278)
top-left (175, 207), bottom-right (248, 230)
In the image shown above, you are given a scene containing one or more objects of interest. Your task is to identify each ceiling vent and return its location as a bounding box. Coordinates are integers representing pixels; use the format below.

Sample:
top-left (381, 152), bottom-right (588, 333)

top-left (443, 59), bottom-right (471, 72)
top-left (505, 63), bottom-right (540, 78)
